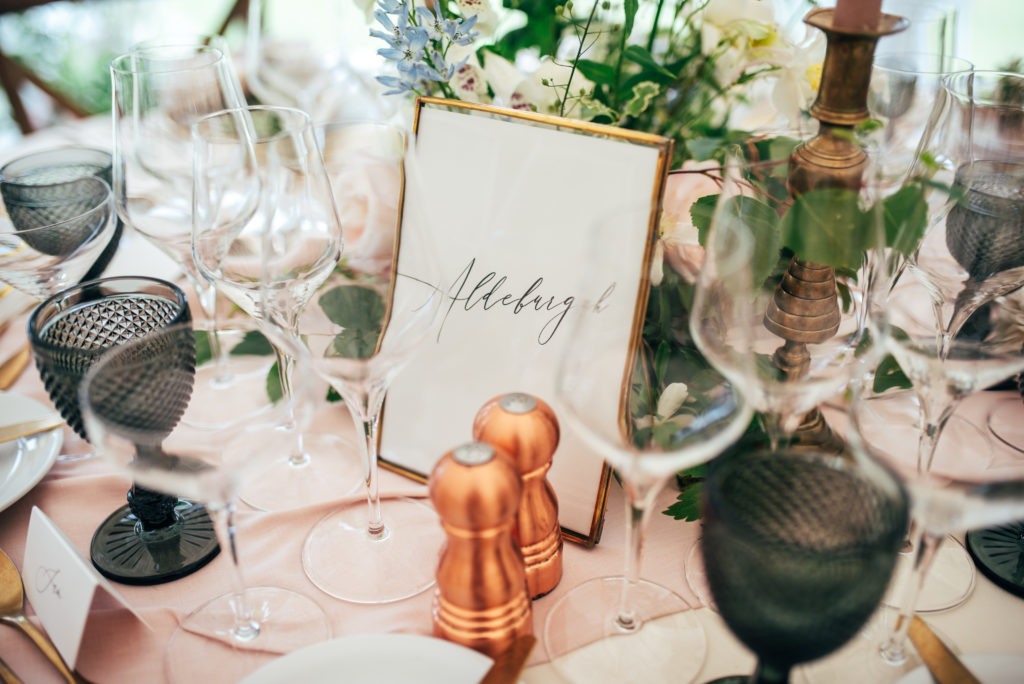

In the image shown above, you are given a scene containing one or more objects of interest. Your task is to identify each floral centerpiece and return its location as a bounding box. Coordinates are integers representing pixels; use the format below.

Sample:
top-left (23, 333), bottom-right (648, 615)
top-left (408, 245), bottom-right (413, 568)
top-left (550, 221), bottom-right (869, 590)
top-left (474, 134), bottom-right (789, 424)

top-left (359, 0), bottom-right (835, 519)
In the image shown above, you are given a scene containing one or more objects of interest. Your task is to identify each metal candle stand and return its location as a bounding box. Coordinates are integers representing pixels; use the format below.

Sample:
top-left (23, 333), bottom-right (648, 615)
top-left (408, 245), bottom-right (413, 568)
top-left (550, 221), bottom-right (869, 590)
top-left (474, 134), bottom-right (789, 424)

top-left (767, 8), bottom-right (907, 448)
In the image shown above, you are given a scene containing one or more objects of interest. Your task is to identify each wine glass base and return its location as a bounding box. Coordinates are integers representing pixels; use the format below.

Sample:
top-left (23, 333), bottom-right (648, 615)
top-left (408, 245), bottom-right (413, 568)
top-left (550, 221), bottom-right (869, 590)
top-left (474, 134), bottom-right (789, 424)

top-left (238, 432), bottom-right (363, 512)
top-left (987, 397), bottom-right (1024, 455)
top-left (89, 499), bottom-right (220, 585)
top-left (966, 523), bottom-right (1024, 598)
top-left (165, 585), bottom-right (332, 684)
top-left (542, 576), bottom-right (708, 684)
top-left (302, 496), bottom-right (443, 604)
top-left (883, 535), bottom-right (975, 612)
top-left (684, 537), bottom-right (717, 612)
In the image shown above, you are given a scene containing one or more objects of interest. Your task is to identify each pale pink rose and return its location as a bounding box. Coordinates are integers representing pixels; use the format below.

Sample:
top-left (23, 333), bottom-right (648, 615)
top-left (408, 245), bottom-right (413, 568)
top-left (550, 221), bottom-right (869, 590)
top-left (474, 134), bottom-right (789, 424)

top-left (655, 160), bottom-right (722, 284)
top-left (328, 152), bottom-right (402, 275)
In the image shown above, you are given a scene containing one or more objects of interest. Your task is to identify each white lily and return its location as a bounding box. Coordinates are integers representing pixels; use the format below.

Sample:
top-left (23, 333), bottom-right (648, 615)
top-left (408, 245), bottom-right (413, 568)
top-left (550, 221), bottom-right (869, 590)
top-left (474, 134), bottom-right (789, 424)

top-left (635, 382), bottom-right (694, 430)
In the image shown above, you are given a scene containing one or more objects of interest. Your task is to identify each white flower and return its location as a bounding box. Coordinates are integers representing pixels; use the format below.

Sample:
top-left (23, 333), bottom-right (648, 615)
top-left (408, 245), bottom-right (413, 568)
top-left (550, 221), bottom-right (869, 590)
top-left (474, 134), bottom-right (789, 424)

top-left (635, 383), bottom-right (695, 430)
top-left (481, 53), bottom-right (594, 116)
top-left (328, 150), bottom-right (403, 275)
top-left (455, 0), bottom-right (500, 35)
top-left (653, 161), bottom-right (721, 285)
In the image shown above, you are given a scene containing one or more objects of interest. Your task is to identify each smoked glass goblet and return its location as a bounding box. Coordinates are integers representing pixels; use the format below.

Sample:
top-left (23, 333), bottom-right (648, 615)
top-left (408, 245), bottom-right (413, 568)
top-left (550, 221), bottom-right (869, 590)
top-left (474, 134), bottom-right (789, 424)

top-left (0, 146), bottom-right (122, 282)
top-left (0, 176), bottom-right (115, 300)
top-left (702, 447), bottom-right (908, 684)
top-left (28, 276), bottom-right (219, 584)
top-left (81, 321), bottom-right (330, 684)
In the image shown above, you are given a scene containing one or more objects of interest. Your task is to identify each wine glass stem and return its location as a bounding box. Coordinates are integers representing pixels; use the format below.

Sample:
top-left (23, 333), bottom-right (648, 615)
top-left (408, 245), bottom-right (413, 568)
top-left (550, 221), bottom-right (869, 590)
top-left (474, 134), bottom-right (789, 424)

top-left (209, 501), bottom-right (260, 642)
top-left (360, 410), bottom-right (386, 538)
top-left (272, 346), bottom-right (312, 468)
top-left (880, 529), bottom-right (944, 665)
top-left (195, 280), bottom-right (232, 384)
top-left (616, 477), bottom-right (664, 632)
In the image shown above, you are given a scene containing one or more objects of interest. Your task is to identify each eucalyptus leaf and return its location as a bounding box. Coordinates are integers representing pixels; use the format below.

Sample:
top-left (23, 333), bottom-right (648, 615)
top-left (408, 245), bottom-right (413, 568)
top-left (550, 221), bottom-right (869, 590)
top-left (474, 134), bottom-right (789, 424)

top-left (780, 189), bottom-right (868, 271)
top-left (319, 285), bottom-right (386, 330)
top-left (194, 331), bottom-right (212, 366)
top-left (872, 353), bottom-right (912, 393)
top-left (266, 362), bottom-right (283, 403)
top-left (331, 327), bottom-right (381, 360)
top-left (231, 330), bottom-right (274, 356)
top-left (714, 196), bottom-right (781, 287)
top-left (691, 194), bottom-right (716, 245)
top-left (884, 183), bottom-right (928, 257)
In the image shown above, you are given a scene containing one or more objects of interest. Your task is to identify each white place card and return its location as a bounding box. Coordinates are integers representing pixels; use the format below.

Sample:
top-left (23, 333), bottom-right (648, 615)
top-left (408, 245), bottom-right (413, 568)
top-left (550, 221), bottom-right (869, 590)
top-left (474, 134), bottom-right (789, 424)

top-left (22, 506), bottom-right (149, 668)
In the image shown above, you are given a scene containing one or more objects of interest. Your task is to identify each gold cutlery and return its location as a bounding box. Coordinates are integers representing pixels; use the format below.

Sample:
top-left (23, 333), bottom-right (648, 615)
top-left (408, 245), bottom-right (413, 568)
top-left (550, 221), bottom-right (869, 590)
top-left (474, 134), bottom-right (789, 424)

top-left (0, 656), bottom-right (23, 684)
top-left (0, 416), bottom-right (64, 445)
top-left (0, 345), bottom-right (29, 392)
top-left (0, 548), bottom-right (77, 684)
top-left (478, 634), bottom-right (536, 684)
top-left (907, 615), bottom-right (981, 684)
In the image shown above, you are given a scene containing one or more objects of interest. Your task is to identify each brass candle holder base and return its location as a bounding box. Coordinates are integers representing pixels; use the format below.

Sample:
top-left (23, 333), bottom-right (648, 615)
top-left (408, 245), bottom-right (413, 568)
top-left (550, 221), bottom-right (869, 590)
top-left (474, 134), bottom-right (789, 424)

top-left (766, 8), bottom-right (907, 451)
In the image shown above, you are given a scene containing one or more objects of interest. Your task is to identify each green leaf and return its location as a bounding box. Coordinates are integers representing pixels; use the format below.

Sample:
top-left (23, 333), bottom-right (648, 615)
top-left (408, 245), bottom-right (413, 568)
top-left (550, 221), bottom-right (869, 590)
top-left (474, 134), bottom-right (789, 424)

top-left (688, 137), bottom-right (725, 161)
top-left (691, 195), bottom-right (717, 245)
top-left (194, 331), bottom-right (212, 366)
top-left (872, 353), bottom-right (912, 393)
top-left (230, 330), bottom-right (274, 356)
top-left (663, 483), bottom-right (704, 521)
top-left (654, 340), bottom-right (671, 384)
top-left (623, 0), bottom-right (638, 40)
top-left (716, 196), bottom-right (781, 287)
top-left (266, 362), bottom-right (283, 403)
top-left (326, 386), bottom-right (342, 403)
top-left (884, 183), bottom-right (928, 256)
top-left (576, 59), bottom-right (616, 86)
top-left (622, 45), bottom-right (675, 79)
top-left (319, 285), bottom-right (386, 330)
top-left (331, 327), bottom-right (381, 360)
top-left (780, 189), bottom-right (868, 271)
top-left (624, 81), bottom-right (661, 118)
top-left (652, 421), bottom-right (679, 449)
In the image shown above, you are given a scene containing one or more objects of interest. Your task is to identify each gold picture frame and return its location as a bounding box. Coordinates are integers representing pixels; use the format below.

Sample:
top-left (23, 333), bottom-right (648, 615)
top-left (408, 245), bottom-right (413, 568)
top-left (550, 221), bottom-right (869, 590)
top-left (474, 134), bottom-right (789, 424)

top-left (379, 97), bottom-right (673, 546)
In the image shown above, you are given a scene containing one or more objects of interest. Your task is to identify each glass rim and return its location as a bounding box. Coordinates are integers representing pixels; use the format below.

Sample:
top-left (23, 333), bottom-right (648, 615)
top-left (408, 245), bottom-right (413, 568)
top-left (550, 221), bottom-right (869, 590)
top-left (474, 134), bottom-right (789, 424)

top-left (109, 44), bottom-right (226, 75)
top-left (943, 70), bottom-right (1024, 107)
top-left (0, 176), bottom-right (112, 232)
top-left (872, 51), bottom-right (973, 76)
top-left (27, 275), bottom-right (189, 355)
top-left (191, 104), bottom-right (314, 146)
top-left (0, 146), bottom-right (112, 187)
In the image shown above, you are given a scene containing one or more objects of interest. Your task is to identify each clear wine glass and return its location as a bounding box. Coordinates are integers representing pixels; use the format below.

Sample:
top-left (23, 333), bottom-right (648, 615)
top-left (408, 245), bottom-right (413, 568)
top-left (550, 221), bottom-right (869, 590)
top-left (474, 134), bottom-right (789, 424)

top-left (906, 70), bottom-right (1024, 346)
top-left (191, 104), bottom-right (362, 511)
top-left (702, 446), bottom-right (908, 684)
top-left (28, 276), bottom-right (220, 585)
top-left (687, 136), bottom-right (887, 451)
top-left (0, 175), bottom-right (116, 299)
top-left (110, 39), bottom-right (247, 417)
top-left (541, 204), bottom-right (752, 684)
top-left (80, 320), bottom-right (331, 684)
top-left (856, 271), bottom-right (1024, 677)
top-left (245, 0), bottom-right (386, 123)
top-left (296, 127), bottom-right (447, 604)
top-left (869, 52), bottom-right (973, 195)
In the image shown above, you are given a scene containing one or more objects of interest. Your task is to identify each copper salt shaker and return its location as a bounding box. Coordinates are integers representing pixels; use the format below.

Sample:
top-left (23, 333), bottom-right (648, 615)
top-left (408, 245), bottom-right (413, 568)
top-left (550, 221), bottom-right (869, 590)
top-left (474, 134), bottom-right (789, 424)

top-left (473, 392), bottom-right (563, 598)
top-left (429, 441), bottom-right (533, 658)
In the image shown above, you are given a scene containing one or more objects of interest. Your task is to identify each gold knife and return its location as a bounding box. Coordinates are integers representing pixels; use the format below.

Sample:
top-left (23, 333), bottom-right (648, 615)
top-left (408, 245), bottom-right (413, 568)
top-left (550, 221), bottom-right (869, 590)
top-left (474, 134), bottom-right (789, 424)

top-left (479, 635), bottom-right (536, 684)
top-left (0, 345), bottom-right (29, 392)
top-left (0, 417), bottom-right (64, 445)
top-left (907, 615), bottom-right (980, 684)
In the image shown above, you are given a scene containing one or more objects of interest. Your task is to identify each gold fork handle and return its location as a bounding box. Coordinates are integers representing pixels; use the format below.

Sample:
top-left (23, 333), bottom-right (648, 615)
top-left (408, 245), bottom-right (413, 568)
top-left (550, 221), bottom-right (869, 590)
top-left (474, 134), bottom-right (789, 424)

top-left (0, 656), bottom-right (23, 684)
top-left (1, 615), bottom-right (76, 684)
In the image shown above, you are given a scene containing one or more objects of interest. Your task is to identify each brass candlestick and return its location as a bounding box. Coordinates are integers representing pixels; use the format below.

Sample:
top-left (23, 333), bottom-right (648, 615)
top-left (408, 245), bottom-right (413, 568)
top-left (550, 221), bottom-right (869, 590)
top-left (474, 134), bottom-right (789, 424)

top-left (766, 8), bottom-right (907, 448)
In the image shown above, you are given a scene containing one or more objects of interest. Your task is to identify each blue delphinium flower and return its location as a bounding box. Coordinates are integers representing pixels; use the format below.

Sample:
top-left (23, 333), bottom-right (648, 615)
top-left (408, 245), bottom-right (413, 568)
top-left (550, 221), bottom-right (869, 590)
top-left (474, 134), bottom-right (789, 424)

top-left (415, 5), bottom-right (447, 42)
top-left (446, 14), bottom-right (478, 46)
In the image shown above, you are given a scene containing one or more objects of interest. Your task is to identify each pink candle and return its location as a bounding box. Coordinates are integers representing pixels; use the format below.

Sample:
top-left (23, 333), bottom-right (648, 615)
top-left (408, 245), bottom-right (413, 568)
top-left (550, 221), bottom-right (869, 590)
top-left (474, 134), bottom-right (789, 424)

top-left (833, 0), bottom-right (882, 30)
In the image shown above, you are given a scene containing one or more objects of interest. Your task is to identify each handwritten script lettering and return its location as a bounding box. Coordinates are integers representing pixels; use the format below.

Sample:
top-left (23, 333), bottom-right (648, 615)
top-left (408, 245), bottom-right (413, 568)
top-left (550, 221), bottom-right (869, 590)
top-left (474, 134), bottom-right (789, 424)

top-left (36, 566), bottom-right (62, 599)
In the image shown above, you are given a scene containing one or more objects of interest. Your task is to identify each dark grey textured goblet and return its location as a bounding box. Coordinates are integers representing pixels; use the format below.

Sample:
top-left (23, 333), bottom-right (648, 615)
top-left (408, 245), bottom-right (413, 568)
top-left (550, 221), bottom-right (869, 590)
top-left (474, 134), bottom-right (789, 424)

top-left (701, 448), bottom-right (909, 684)
top-left (1, 146), bottom-right (123, 281)
top-left (28, 276), bottom-right (219, 585)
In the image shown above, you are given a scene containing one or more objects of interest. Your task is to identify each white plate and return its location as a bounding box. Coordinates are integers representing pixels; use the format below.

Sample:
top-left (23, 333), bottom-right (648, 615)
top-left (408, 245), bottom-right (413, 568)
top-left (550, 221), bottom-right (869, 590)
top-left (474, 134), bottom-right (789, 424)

top-left (896, 653), bottom-right (1024, 684)
top-left (0, 392), bottom-right (63, 513)
top-left (240, 633), bottom-right (498, 684)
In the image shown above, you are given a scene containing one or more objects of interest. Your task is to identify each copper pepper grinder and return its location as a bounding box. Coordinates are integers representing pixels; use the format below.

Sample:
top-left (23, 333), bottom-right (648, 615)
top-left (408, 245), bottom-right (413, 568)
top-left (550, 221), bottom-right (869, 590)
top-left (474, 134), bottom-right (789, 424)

top-left (473, 392), bottom-right (563, 599)
top-left (429, 441), bottom-right (533, 658)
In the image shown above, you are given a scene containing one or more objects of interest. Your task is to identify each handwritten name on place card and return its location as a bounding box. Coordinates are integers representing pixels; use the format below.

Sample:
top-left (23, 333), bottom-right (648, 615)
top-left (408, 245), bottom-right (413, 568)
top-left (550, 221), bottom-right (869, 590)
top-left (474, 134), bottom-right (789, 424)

top-left (23, 507), bottom-right (149, 668)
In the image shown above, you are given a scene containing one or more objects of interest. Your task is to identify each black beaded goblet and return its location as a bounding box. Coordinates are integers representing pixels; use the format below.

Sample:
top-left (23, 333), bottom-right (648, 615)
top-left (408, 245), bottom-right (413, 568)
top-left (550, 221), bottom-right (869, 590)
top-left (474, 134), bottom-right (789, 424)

top-left (0, 146), bottom-right (123, 281)
top-left (701, 448), bottom-right (908, 684)
top-left (27, 276), bottom-right (219, 584)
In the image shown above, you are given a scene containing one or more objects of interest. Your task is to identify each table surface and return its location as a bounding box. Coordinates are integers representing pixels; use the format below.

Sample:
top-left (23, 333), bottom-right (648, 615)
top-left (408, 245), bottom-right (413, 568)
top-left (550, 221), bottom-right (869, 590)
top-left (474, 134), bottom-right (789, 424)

top-left (2, 118), bottom-right (1024, 684)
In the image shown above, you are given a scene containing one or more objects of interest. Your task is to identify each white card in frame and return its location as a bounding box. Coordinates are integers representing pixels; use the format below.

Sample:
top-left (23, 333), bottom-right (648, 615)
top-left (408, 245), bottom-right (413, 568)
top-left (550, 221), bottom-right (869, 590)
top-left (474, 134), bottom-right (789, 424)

top-left (379, 97), bottom-right (673, 546)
